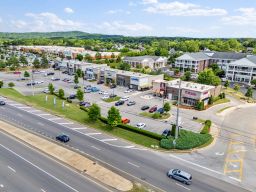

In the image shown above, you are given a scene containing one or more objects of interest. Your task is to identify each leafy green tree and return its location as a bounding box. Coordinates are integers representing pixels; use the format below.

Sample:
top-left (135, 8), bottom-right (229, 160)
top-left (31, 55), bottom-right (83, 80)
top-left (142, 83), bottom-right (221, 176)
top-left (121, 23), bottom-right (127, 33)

top-left (224, 80), bottom-right (230, 88)
top-left (7, 56), bottom-right (19, 69)
top-left (234, 84), bottom-right (240, 92)
top-left (0, 60), bottom-right (6, 69)
top-left (76, 68), bottom-right (82, 78)
top-left (174, 68), bottom-right (180, 75)
top-left (251, 79), bottom-right (256, 88)
top-left (74, 74), bottom-right (79, 85)
top-left (245, 87), bottom-right (253, 98)
top-left (182, 71), bottom-right (191, 81)
top-left (88, 103), bottom-right (101, 121)
top-left (0, 81), bottom-right (3, 88)
top-left (19, 55), bottom-right (28, 66)
top-left (208, 96), bottom-right (214, 105)
top-left (8, 82), bottom-right (15, 87)
top-left (76, 54), bottom-right (83, 61)
top-left (48, 83), bottom-right (55, 94)
top-left (32, 58), bottom-right (41, 69)
top-left (84, 54), bottom-right (92, 61)
top-left (163, 102), bottom-right (171, 113)
top-left (58, 89), bottom-right (65, 99)
top-left (76, 89), bottom-right (84, 101)
top-left (41, 55), bottom-right (49, 68)
top-left (197, 69), bottom-right (221, 86)
top-left (95, 52), bottom-right (101, 60)
top-left (107, 106), bottom-right (121, 127)
top-left (24, 71), bottom-right (30, 78)
top-left (119, 62), bottom-right (131, 71)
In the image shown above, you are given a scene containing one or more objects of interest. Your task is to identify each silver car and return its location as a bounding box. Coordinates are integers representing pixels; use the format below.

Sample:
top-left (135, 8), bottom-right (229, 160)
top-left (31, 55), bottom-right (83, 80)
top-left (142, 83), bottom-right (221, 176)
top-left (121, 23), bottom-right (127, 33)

top-left (167, 169), bottom-right (192, 185)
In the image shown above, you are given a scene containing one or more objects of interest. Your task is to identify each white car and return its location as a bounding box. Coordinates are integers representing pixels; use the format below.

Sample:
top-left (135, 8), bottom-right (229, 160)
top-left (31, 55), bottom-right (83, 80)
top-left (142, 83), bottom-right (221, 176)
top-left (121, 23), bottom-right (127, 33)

top-left (99, 91), bottom-right (108, 95)
top-left (101, 95), bottom-right (110, 100)
top-left (124, 89), bottom-right (133, 93)
top-left (43, 88), bottom-right (49, 93)
top-left (120, 96), bottom-right (129, 101)
top-left (136, 123), bottom-right (146, 129)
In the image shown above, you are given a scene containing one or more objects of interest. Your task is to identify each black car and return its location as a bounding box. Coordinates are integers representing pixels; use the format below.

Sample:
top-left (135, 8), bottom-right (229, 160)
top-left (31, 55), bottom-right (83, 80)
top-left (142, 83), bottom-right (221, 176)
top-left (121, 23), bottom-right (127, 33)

top-left (74, 85), bottom-right (81, 89)
top-left (127, 101), bottom-right (136, 106)
top-left (0, 101), bottom-right (5, 105)
top-left (109, 94), bottom-right (117, 98)
top-left (110, 84), bottom-right (117, 88)
top-left (62, 71), bottom-right (68, 74)
top-left (67, 94), bottom-right (76, 99)
top-left (26, 82), bottom-right (36, 86)
top-left (162, 129), bottom-right (171, 137)
top-left (115, 100), bottom-right (124, 106)
top-left (97, 81), bottom-right (104, 84)
top-left (56, 134), bottom-right (70, 143)
top-left (141, 105), bottom-right (150, 110)
top-left (47, 72), bottom-right (55, 76)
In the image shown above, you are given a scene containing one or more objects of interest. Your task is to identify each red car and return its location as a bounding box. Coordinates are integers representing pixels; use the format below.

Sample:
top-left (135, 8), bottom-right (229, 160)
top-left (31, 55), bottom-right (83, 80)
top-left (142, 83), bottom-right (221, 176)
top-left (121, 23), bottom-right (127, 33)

top-left (149, 106), bottom-right (157, 113)
top-left (13, 71), bottom-right (21, 74)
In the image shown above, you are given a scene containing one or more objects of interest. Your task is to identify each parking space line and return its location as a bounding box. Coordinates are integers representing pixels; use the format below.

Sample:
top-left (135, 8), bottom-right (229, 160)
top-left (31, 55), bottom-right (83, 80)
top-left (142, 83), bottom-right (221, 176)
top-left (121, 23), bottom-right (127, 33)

top-left (100, 138), bottom-right (117, 142)
top-left (8, 166), bottom-right (16, 173)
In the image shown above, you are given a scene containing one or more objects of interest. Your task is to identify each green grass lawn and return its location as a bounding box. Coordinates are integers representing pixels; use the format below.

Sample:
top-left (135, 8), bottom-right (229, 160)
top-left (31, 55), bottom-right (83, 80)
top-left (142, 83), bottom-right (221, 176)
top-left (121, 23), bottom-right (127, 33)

top-left (0, 88), bottom-right (159, 148)
top-left (193, 118), bottom-right (206, 124)
top-left (103, 96), bottom-right (121, 103)
top-left (213, 98), bottom-right (230, 105)
top-left (217, 106), bottom-right (233, 114)
top-left (140, 112), bottom-right (171, 119)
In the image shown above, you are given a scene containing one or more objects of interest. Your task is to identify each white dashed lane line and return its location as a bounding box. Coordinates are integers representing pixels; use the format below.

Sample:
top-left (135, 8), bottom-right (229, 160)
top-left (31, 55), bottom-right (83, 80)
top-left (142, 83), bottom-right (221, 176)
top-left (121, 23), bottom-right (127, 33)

top-left (91, 146), bottom-right (101, 151)
top-left (72, 127), bottom-right (87, 130)
top-left (128, 162), bottom-right (140, 168)
top-left (41, 189), bottom-right (47, 192)
top-left (58, 122), bottom-right (74, 125)
top-left (86, 133), bottom-right (102, 136)
top-left (8, 166), bottom-right (16, 173)
top-left (175, 183), bottom-right (191, 191)
top-left (48, 118), bottom-right (61, 121)
top-left (100, 138), bottom-right (117, 142)
top-left (38, 114), bottom-right (51, 116)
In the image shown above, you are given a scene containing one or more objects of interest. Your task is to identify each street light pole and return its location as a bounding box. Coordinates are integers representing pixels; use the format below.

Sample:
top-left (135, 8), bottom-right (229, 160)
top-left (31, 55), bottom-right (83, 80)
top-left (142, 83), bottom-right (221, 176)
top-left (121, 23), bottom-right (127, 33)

top-left (175, 79), bottom-right (182, 139)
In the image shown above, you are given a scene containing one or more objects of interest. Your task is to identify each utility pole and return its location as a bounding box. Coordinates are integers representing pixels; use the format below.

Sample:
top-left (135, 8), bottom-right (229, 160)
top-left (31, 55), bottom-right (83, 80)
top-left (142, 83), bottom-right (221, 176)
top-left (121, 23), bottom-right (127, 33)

top-left (175, 79), bottom-right (182, 139)
top-left (31, 69), bottom-right (35, 96)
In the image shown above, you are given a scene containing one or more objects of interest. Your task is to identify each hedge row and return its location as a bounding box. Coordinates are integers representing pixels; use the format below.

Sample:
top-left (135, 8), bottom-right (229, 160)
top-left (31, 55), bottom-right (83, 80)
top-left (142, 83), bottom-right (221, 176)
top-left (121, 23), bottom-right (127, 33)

top-left (80, 106), bottom-right (89, 112)
top-left (160, 138), bottom-right (174, 149)
top-left (200, 120), bottom-right (212, 134)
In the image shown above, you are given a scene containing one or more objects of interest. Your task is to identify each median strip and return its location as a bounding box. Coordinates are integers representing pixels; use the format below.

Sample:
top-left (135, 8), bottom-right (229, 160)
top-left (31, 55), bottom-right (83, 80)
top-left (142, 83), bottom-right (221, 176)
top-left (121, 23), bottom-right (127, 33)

top-left (0, 121), bottom-right (133, 191)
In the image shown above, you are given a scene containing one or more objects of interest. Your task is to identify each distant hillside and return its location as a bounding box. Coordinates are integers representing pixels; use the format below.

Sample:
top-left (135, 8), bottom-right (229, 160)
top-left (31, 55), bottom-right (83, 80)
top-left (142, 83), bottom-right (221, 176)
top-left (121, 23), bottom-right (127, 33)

top-left (0, 31), bottom-right (124, 39)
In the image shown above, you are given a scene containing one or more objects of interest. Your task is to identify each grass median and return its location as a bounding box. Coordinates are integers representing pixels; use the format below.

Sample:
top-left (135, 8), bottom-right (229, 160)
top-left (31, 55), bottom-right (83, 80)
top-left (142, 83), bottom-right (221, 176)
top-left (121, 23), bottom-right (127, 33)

top-left (0, 88), bottom-right (159, 148)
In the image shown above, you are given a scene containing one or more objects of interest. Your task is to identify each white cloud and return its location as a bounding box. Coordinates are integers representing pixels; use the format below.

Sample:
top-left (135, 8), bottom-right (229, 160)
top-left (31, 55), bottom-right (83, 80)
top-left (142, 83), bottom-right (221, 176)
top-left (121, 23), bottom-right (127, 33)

top-left (97, 21), bottom-right (152, 36)
top-left (128, 1), bottom-right (137, 6)
top-left (107, 9), bottom-right (131, 15)
top-left (144, 1), bottom-right (227, 16)
top-left (222, 8), bottom-right (256, 26)
top-left (11, 12), bottom-right (85, 32)
top-left (64, 7), bottom-right (74, 14)
top-left (142, 0), bottom-right (158, 4)
top-left (0, 17), bottom-right (2, 23)
top-left (167, 26), bottom-right (200, 36)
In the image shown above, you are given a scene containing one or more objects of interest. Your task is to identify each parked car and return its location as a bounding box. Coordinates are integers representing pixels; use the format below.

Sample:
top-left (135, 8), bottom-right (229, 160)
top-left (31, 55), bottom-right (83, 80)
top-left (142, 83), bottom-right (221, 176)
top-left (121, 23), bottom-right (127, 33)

top-left (62, 78), bottom-right (70, 82)
top-left (91, 87), bottom-right (100, 92)
top-left (97, 81), bottom-right (104, 84)
top-left (43, 88), bottom-right (49, 93)
top-left (109, 94), bottom-right (117, 98)
top-left (120, 96), bottom-right (129, 101)
top-left (26, 82), bottom-right (36, 86)
top-left (13, 71), bottom-right (21, 74)
top-left (124, 89), bottom-right (134, 93)
top-left (35, 80), bottom-right (44, 84)
top-left (136, 123), bottom-right (146, 129)
top-left (162, 129), bottom-right (171, 137)
top-left (56, 134), bottom-right (70, 143)
top-left (141, 105), bottom-right (150, 110)
top-left (0, 100), bottom-right (5, 105)
top-left (167, 169), bottom-right (192, 185)
top-left (127, 101), bottom-right (136, 106)
top-left (84, 89), bottom-right (92, 93)
top-left (51, 77), bottom-right (60, 81)
top-left (110, 84), bottom-right (117, 88)
top-left (149, 106), bottom-right (158, 113)
top-left (62, 71), bottom-right (68, 74)
top-left (101, 95), bottom-right (110, 100)
top-left (79, 101), bottom-right (91, 107)
top-left (157, 108), bottom-right (164, 114)
top-left (115, 100), bottom-right (125, 106)
top-left (45, 72), bottom-right (55, 76)
top-left (67, 94), bottom-right (76, 99)
top-left (121, 118), bottom-right (130, 124)
top-left (99, 91), bottom-right (108, 95)
top-left (74, 85), bottom-right (81, 89)
top-left (67, 80), bottom-right (74, 84)
top-left (16, 78), bottom-right (27, 81)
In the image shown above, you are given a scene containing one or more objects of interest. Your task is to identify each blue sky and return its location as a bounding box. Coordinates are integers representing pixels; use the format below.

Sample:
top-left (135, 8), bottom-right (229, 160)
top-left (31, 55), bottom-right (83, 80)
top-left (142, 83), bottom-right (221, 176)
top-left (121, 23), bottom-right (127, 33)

top-left (0, 0), bottom-right (256, 37)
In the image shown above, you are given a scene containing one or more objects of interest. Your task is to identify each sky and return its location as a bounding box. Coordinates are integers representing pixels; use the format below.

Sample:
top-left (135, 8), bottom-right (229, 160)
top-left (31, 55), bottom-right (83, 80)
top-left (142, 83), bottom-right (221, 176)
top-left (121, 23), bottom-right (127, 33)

top-left (0, 0), bottom-right (256, 38)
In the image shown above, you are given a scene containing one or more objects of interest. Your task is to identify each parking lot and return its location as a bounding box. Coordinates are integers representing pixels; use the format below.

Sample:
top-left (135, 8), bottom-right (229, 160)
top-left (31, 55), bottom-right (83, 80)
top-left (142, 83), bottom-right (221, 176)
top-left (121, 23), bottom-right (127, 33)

top-left (0, 69), bottom-right (202, 135)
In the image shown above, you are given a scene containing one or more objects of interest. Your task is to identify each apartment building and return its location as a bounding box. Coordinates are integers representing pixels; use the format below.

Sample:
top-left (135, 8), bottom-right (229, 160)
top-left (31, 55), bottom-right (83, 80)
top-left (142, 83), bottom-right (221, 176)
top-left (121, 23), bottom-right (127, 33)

top-left (123, 56), bottom-right (167, 70)
top-left (226, 56), bottom-right (256, 84)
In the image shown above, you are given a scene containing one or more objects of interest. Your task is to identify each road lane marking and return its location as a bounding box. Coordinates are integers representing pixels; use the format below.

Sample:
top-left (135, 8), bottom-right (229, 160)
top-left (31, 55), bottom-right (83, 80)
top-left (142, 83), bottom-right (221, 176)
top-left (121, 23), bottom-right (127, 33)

top-left (8, 166), bottom-right (16, 173)
top-left (18, 107), bottom-right (31, 109)
top-left (100, 138), bottom-right (117, 142)
top-left (128, 162), bottom-right (140, 168)
top-left (0, 144), bottom-right (80, 192)
top-left (124, 146), bottom-right (134, 148)
top-left (28, 110), bottom-right (41, 113)
top-left (10, 104), bottom-right (23, 106)
top-left (41, 189), bottom-right (47, 192)
top-left (38, 114), bottom-right (51, 116)
top-left (58, 122), bottom-right (74, 125)
top-left (48, 118), bottom-right (61, 121)
top-left (0, 184), bottom-right (4, 188)
top-left (175, 183), bottom-right (191, 191)
top-left (229, 176), bottom-right (241, 182)
top-left (86, 133), bottom-right (102, 136)
top-left (72, 127), bottom-right (87, 130)
top-left (91, 146), bottom-right (101, 150)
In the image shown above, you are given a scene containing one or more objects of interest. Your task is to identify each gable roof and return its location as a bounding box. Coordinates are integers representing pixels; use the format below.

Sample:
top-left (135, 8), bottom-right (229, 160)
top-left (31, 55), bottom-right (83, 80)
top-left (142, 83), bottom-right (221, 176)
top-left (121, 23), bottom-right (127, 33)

top-left (230, 56), bottom-right (256, 67)
top-left (177, 52), bottom-right (209, 61)
top-left (211, 52), bottom-right (247, 60)
top-left (123, 55), bottom-right (166, 62)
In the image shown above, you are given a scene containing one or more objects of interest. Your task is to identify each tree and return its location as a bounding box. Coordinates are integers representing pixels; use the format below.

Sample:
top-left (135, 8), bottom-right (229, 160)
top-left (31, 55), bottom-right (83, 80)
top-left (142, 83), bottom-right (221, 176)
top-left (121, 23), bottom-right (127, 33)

top-left (76, 68), bottom-right (82, 78)
top-left (8, 82), bottom-right (15, 87)
top-left (163, 102), bottom-right (171, 113)
top-left (251, 79), bottom-right (256, 88)
top-left (197, 69), bottom-right (221, 86)
top-left (107, 106), bottom-right (121, 127)
top-left (24, 71), bottom-right (30, 78)
top-left (0, 81), bottom-right (3, 88)
top-left (58, 89), bottom-right (65, 99)
top-left (7, 56), bottom-right (19, 69)
top-left (76, 89), bottom-right (84, 101)
top-left (245, 87), bottom-right (253, 98)
top-left (32, 58), bottom-right (41, 69)
top-left (76, 54), bottom-right (83, 61)
top-left (119, 62), bottom-right (131, 71)
top-left (20, 55), bottom-right (28, 66)
top-left (208, 96), bottom-right (214, 105)
top-left (95, 52), bottom-right (101, 60)
top-left (174, 68), bottom-right (180, 75)
top-left (182, 71), bottom-right (191, 81)
top-left (88, 103), bottom-right (101, 121)
top-left (84, 54), bottom-right (92, 61)
top-left (224, 80), bottom-right (230, 88)
top-left (234, 84), bottom-right (240, 92)
top-left (48, 83), bottom-right (55, 94)
top-left (74, 74), bottom-right (79, 85)
top-left (41, 55), bottom-right (49, 68)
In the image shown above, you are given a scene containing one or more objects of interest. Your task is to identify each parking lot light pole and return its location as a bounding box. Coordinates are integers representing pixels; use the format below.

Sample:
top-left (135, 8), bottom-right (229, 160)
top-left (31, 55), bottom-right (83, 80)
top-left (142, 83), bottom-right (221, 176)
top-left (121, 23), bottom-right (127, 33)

top-left (31, 69), bottom-right (35, 96)
top-left (175, 79), bottom-right (182, 140)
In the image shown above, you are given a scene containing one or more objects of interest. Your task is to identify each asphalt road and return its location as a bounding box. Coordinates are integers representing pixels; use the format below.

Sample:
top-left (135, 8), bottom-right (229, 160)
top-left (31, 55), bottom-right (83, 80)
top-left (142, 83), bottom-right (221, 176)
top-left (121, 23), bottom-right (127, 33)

top-left (0, 131), bottom-right (110, 192)
top-left (0, 102), bottom-right (251, 192)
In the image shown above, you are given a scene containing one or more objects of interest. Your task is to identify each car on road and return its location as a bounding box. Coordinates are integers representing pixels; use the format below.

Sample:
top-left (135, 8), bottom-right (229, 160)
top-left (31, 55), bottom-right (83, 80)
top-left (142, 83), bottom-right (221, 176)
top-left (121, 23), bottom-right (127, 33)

top-left (167, 169), bottom-right (192, 185)
top-left (115, 100), bottom-right (125, 106)
top-left (127, 101), bottom-right (136, 106)
top-left (149, 106), bottom-right (158, 113)
top-left (124, 89), bottom-right (134, 93)
top-left (79, 101), bottom-right (91, 107)
top-left (97, 80), bottom-right (104, 84)
top-left (121, 118), bottom-right (130, 124)
top-left (136, 123), bottom-right (146, 129)
top-left (56, 134), bottom-right (70, 143)
top-left (13, 71), bottom-right (21, 74)
top-left (120, 96), bottom-right (129, 101)
top-left (35, 80), bottom-right (44, 84)
top-left (26, 82), bottom-right (36, 86)
top-left (16, 78), bottom-right (27, 81)
top-left (62, 78), bottom-right (70, 82)
top-left (67, 94), bottom-right (76, 99)
top-left (44, 72), bottom-right (55, 76)
top-left (67, 80), bottom-right (74, 83)
top-left (141, 105), bottom-right (150, 110)
top-left (51, 77), bottom-right (60, 81)
top-left (74, 85), bottom-right (81, 89)
top-left (157, 108), bottom-right (164, 114)
top-left (101, 95), bottom-right (110, 100)
top-left (0, 100), bottom-right (5, 105)
top-left (162, 129), bottom-right (171, 137)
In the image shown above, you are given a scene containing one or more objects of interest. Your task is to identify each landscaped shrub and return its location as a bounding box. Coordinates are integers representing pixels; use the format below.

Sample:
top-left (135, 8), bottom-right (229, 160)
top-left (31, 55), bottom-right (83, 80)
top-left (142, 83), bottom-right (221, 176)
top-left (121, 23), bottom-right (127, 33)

top-left (219, 92), bottom-right (225, 99)
top-left (200, 120), bottom-right (212, 134)
top-left (195, 101), bottom-right (204, 110)
top-left (160, 138), bottom-right (174, 149)
top-left (80, 106), bottom-right (89, 112)
top-left (208, 96), bottom-right (213, 105)
top-left (152, 112), bottom-right (161, 119)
